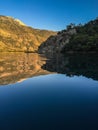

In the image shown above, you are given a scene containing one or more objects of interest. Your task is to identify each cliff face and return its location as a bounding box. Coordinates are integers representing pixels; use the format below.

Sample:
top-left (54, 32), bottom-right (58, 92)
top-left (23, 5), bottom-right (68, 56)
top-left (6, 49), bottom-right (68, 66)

top-left (0, 15), bottom-right (56, 52)
top-left (38, 28), bottom-right (76, 54)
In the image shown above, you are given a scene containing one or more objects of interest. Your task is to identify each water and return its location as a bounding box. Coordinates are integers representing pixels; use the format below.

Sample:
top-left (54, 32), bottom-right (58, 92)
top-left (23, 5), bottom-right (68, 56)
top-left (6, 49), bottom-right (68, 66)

top-left (0, 53), bottom-right (98, 130)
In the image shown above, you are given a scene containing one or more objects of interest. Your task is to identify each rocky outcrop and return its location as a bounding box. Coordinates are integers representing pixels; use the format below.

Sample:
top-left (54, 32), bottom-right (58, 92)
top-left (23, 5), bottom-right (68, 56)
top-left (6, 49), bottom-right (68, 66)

top-left (38, 28), bottom-right (76, 54)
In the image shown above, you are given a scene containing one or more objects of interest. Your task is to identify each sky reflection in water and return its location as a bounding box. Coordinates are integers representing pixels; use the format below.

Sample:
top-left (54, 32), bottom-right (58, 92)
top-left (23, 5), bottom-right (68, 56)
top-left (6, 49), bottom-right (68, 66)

top-left (0, 53), bottom-right (98, 130)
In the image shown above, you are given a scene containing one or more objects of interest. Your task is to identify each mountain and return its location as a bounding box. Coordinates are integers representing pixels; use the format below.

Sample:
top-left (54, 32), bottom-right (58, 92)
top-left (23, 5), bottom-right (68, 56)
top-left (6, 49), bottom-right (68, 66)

top-left (0, 15), bottom-right (56, 52)
top-left (38, 18), bottom-right (98, 54)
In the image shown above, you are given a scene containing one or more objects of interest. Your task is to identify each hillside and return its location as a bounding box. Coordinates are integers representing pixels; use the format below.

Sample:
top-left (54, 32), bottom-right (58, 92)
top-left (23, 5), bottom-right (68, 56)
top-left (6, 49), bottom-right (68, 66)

top-left (0, 15), bottom-right (56, 52)
top-left (62, 18), bottom-right (98, 52)
top-left (38, 18), bottom-right (98, 54)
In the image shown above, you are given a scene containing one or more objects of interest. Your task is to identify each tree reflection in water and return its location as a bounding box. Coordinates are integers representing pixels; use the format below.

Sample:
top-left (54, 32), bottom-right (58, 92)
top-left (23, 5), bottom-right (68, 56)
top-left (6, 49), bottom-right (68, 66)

top-left (0, 52), bottom-right (98, 85)
top-left (42, 53), bottom-right (98, 81)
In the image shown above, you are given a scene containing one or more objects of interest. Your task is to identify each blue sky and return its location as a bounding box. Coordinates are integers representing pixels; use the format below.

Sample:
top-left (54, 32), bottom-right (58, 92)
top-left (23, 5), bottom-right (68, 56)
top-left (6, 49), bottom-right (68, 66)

top-left (0, 0), bottom-right (98, 31)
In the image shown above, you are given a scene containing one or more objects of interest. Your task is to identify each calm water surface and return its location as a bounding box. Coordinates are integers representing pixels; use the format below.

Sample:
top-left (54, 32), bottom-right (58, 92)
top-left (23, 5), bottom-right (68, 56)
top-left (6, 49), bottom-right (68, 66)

top-left (0, 53), bottom-right (98, 130)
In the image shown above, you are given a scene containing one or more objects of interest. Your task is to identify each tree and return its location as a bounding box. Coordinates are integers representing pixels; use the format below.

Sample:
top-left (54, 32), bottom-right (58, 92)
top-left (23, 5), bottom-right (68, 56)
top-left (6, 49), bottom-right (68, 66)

top-left (67, 23), bottom-right (75, 30)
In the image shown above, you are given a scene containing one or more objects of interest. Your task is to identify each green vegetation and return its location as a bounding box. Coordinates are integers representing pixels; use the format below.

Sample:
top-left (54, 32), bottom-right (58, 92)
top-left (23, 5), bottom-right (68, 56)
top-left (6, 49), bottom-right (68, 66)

top-left (62, 18), bottom-right (98, 52)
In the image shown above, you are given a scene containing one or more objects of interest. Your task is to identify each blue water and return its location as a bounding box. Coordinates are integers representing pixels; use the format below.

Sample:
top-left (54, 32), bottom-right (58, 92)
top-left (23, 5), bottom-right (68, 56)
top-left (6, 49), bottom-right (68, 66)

top-left (0, 74), bottom-right (98, 130)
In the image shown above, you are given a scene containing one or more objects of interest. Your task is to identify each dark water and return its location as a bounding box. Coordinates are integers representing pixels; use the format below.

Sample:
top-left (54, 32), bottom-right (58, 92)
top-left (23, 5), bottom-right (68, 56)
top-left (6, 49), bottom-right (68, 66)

top-left (0, 53), bottom-right (98, 130)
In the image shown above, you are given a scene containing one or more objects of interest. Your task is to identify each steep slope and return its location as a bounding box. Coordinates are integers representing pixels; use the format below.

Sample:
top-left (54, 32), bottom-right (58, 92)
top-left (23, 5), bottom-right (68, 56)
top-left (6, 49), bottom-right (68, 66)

top-left (0, 15), bottom-right (56, 52)
top-left (38, 28), bottom-right (76, 53)
top-left (38, 18), bottom-right (98, 54)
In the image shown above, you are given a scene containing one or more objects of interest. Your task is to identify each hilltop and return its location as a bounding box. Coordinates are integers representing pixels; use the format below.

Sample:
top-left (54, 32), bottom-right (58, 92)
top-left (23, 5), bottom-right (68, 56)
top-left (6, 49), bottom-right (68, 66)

top-left (0, 15), bottom-right (56, 52)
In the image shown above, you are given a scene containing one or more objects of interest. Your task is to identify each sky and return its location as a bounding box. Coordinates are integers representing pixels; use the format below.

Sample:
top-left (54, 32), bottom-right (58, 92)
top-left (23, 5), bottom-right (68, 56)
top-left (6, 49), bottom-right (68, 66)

top-left (0, 0), bottom-right (98, 31)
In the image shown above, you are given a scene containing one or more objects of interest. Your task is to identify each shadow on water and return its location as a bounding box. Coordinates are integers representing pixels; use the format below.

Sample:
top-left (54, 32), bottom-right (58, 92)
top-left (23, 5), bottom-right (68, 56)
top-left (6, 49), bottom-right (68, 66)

top-left (41, 53), bottom-right (98, 81)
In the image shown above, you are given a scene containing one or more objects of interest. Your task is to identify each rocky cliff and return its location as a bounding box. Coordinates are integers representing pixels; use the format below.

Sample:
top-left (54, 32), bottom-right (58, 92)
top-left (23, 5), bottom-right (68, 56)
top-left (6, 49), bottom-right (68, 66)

top-left (38, 28), bottom-right (76, 54)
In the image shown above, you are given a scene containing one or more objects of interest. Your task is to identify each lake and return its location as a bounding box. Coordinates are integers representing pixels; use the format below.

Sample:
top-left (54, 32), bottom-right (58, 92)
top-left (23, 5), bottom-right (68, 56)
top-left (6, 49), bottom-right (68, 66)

top-left (0, 52), bottom-right (98, 130)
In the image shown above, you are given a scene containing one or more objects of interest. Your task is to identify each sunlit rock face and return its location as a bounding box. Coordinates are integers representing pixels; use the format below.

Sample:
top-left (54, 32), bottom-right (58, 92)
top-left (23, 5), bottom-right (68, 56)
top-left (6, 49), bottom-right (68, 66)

top-left (14, 19), bottom-right (26, 26)
top-left (0, 53), bottom-right (51, 85)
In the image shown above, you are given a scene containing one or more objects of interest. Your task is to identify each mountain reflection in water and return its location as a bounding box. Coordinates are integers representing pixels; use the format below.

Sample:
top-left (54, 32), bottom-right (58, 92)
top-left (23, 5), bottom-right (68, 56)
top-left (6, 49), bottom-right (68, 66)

top-left (0, 52), bottom-right (98, 85)
top-left (0, 53), bottom-right (50, 85)
top-left (0, 53), bottom-right (98, 130)
top-left (42, 53), bottom-right (98, 81)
